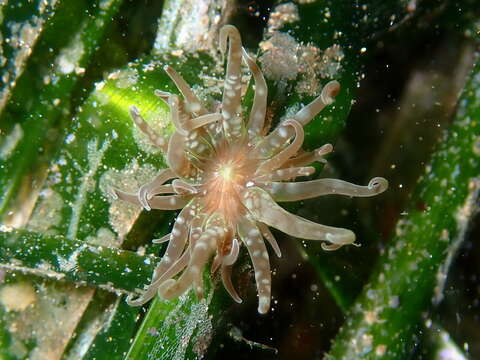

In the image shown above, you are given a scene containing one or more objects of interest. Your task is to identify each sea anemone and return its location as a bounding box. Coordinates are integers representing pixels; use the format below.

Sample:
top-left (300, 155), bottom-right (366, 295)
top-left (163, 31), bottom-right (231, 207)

top-left (112, 25), bottom-right (388, 314)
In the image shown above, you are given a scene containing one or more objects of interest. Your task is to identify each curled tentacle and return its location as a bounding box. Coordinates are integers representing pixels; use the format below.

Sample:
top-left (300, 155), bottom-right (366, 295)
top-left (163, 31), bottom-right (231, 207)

top-left (163, 65), bottom-right (208, 116)
top-left (241, 187), bottom-right (355, 247)
top-left (242, 48), bottom-right (267, 138)
top-left (238, 217), bottom-right (271, 314)
top-left (130, 106), bottom-right (168, 151)
top-left (256, 119), bottom-right (304, 174)
top-left (220, 25), bottom-right (243, 138)
top-left (267, 177), bottom-right (389, 202)
top-left (255, 81), bottom-right (340, 158)
top-left (294, 81), bottom-right (340, 125)
top-left (138, 169), bottom-right (176, 210)
top-left (221, 264), bottom-right (242, 303)
top-left (111, 188), bottom-right (189, 210)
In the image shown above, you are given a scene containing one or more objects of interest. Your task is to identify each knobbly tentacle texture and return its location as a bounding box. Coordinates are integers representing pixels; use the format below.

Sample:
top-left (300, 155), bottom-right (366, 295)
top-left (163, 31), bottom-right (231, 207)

top-left (242, 48), bottom-right (267, 138)
top-left (238, 217), bottom-right (272, 314)
top-left (267, 177), bottom-right (389, 202)
top-left (219, 25), bottom-right (243, 139)
top-left (113, 25), bottom-right (388, 314)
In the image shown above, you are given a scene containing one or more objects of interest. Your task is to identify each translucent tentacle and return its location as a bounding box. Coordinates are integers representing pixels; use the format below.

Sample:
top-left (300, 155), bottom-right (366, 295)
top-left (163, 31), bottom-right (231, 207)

top-left (152, 233), bottom-right (170, 244)
top-left (130, 106), bottom-right (168, 151)
top-left (163, 65), bottom-right (208, 116)
top-left (138, 169), bottom-right (176, 210)
top-left (159, 223), bottom-right (222, 300)
top-left (241, 187), bottom-right (355, 247)
top-left (242, 48), bottom-right (267, 138)
top-left (167, 131), bottom-right (190, 177)
top-left (148, 201), bottom-right (197, 284)
top-left (267, 177), bottom-right (389, 202)
top-left (211, 254), bottom-right (222, 274)
top-left (257, 222), bottom-right (281, 258)
top-left (221, 264), bottom-right (242, 303)
top-left (255, 81), bottom-right (340, 158)
top-left (223, 238), bottom-right (240, 265)
top-left (126, 248), bottom-right (190, 306)
top-left (172, 179), bottom-right (198, 195)
top-left (154, 89), bottom-right (171, 104)
top-left (281, 143), bottom-right (333, 169)
top-left (294, 81), bottom-right (340, 125)
top-left (237, 217), bottom-right (271, 314)
top-left (111, 188), bottom-right (189, 210)
top-left (184, 113), bottom-right (222, 131)
top-left (256, 119), bottom-right (304, 174)
top-left (168, 95), bottom-right (189, 135)
top-left (255, 166), bottom-right (315, 183)
top-left (219, 25), bottom-right (243, 138)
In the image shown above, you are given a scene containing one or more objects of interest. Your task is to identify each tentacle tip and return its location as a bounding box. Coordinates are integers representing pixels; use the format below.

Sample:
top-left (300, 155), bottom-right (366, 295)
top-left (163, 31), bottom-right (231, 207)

top-left (257, 297), bottom-right (270, 314)
top-left (129, 105), bottom-right (139, 114)
top-left (126, 293), bottom-right (146, 307)
top-left (321, 81), bottom-right (341, 104)
top-left (368, 177), bottom-right (389, 193)
top-left (108, 187), bottom-right (119, 200)
top-left (325, 229), bottom-right (356, 246)
top-left (138, 196), bottom-right (152, 211)
top-left (195, 286), bottom-right (205, 300)
top-left (321, 243), bottom-right (341, 251)
top-left (322, 143), bottom-right (334, 153)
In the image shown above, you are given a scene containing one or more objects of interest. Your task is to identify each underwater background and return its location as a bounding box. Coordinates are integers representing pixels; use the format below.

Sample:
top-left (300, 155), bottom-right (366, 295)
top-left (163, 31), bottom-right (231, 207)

top-left (0, 0), bottom-right (479, 359)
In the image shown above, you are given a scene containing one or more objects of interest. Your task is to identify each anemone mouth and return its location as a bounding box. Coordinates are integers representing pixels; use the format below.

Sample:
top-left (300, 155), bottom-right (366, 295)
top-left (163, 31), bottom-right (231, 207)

top-left (116, 24), bottom-right (388, 313)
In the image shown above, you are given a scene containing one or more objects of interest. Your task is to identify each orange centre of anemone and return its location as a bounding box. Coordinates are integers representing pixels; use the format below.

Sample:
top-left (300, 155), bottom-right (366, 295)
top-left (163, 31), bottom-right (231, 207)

top-left (200, 141), bottom-right (256, 222)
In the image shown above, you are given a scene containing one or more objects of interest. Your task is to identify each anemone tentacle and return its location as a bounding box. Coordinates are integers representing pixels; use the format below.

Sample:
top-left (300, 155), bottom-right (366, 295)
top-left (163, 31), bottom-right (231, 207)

top-left (113, 24), bottom-right (388, 314)
top-left (219, 25), bottom-right (243, 139)
top-left (137, 169), bottom-right (176, 210)
top-left (256, 119), bottom-right (305, 174)
top-left (281, 143), bottom-right (333, 169)
top-left (267, 176), bottom-right (389, 202)
top-left (111, 188), bottom-right (188, 210)
top-left (257, 222), bottom-right (281, 258)
top-left (221, 264), bottom-right (242, 303)
top-left (238, 217), bottom-right (272, 314)
top-left (255, 81), bottom-right (340, 158)
top-left (242, 48), bottom-right (267, 138)
top-left (159, 217), bottom-right (225, 300)
top-left (129, 106), bottom-right (168, 151)
top-left (241, 187), bottom-right (355, 247)
top-left (163, 65), bottom-right (208, 116)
